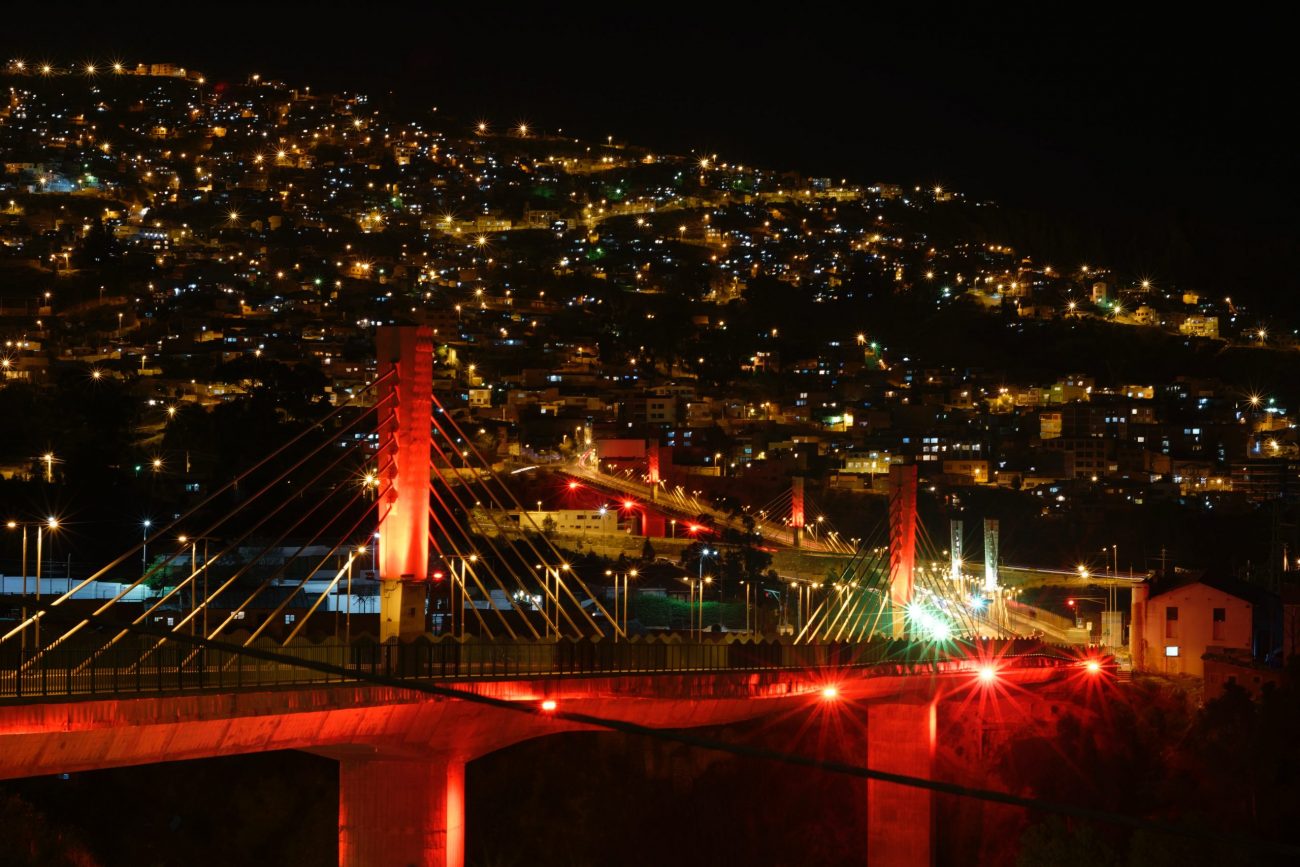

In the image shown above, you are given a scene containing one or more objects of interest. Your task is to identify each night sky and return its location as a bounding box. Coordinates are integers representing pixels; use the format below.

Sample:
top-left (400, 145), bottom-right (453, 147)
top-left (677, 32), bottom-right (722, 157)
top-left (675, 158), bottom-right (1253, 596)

top-left (4, 8), bottom-right (1293, 303)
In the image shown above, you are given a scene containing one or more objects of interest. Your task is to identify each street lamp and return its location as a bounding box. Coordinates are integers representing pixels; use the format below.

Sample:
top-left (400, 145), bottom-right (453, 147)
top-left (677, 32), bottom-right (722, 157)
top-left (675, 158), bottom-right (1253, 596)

top-left (5, 521), bottom-right (30, 651)
top-left (445, 553), bottom-right (480, 640)
top-left (177, 535), bottom-right (213, 637)
top-left (738, 579), bottom-right (754, 634)
top-left (141, 519), bottom-right (152, 577)
top-left (605, 568), bottom-right (639, 641)
top-left (10, 517), bottom-right (62, 650)
top-left (344, 543), bottom-right (368, 642)
top-left (696, 547), bottom-right (716, 635)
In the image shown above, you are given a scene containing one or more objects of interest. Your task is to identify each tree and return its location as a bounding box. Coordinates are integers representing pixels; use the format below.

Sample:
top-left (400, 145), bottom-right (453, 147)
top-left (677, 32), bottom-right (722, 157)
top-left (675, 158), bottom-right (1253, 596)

top-left (0, 793), bottom-right (101, 866)
top-left (1016, 817), bottom-right (1119, 867)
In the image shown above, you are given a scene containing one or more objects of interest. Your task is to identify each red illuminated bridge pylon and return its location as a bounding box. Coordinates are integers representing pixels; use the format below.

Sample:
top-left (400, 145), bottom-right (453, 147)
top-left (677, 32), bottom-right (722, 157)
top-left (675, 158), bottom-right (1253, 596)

top-left (375, 325), bottom-right (434, 643)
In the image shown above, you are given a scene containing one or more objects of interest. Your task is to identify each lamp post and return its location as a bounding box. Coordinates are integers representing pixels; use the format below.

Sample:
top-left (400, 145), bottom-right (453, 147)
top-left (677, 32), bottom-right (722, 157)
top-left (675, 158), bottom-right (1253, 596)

top-left (1105, 544), bottom-right (1119, 614)
top-left (739, 579), bottom-right (753, 634)
top-left (177, 535), bottom-right (214, 638)
top-left (686, 577), bottom-right (704, 639)
top-left (604, 568), bottom-right (639, 641)
top-left (178, 535), bottom-right (195, 634)
top-left (448, 554), bottom-right (479, 640)
top-left (5, 521), bottom-right (29, 651)
top-left (697, 547), bottom-right (715, 634)
top-left (141, 519), bottom-right (152, 578)
top-left (32, 517), bottom-right (58, 649)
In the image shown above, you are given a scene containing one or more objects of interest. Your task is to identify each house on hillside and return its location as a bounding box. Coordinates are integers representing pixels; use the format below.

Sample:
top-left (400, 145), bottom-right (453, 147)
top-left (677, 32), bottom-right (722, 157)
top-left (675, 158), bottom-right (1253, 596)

top-left (1131, 572), bottom-right (1279, 679)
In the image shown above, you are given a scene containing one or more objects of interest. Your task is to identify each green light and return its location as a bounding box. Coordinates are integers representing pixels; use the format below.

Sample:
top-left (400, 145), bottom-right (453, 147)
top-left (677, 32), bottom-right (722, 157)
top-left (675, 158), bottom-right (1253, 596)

top-left (906, 601), bottom-right (954, 642)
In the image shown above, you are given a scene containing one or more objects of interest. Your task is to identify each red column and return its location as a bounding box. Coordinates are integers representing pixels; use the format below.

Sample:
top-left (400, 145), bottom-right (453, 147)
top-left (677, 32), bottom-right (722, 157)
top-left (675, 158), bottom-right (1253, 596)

top-left (376, 326), bottom-right (433, 643)
top-left (867, 700), bottom-right (935, 867)
top-left (791, 476), bottom-right (805, 547)
top-left (339, 756), bottom-right (465, 867)
top-left (888, 465), bottom-right (918, 637)
top-left (647, 441), bottom-right (660, 485)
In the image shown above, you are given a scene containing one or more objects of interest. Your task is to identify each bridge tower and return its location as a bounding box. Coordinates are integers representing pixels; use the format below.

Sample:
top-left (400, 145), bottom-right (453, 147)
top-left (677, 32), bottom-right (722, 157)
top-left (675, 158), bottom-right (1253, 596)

top-left (646, 441), bottom-right (661, 501)
top-left (982, 518), bottom-right (999, 592)
top-left (376, 326), bottom-right (434, 643)
top-left (949, 518), bottom-right (963, 582)
top-left (887, 464), bottom-right (918, 637)
top-left (791, 476), bottom-right (805, 547)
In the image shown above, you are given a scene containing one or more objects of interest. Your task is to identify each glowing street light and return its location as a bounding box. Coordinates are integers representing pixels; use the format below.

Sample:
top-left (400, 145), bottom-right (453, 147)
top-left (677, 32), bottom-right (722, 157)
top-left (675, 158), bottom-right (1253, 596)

top-left (141, 519), bottom-right (152, 577)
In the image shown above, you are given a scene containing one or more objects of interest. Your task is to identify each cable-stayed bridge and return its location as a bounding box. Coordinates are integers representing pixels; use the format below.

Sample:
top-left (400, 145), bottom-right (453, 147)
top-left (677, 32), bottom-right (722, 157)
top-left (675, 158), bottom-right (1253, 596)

top-left (0, 326), bottom-right (1111, 867)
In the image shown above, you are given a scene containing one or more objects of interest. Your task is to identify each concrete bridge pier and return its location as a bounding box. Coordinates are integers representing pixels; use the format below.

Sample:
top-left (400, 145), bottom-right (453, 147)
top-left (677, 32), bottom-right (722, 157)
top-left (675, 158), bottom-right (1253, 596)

top-left (339, 755), bottom-right (466, 867)
top-left (867, 699), bottom-right (935, 867)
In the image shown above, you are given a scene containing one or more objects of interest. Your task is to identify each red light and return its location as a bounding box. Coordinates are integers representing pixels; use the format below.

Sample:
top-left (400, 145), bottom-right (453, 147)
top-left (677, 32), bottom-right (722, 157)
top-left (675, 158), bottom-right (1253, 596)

top-left (1066, 599), bottom-right (1076, 607)
top-left (821, 686), bottom-right (839, 699)
top-left (623, 500), bottom-right (635, 509)
top-left (978, 666), bottom-right (996, 683)
top-left (540, 699), bottom-right (557, 712)
top-left (432, 571), bottom-right (445, 582)
top-left (568, 481), bottom-right (579, 490)
top-left (1085, 659), bottom-right (1102, 673)
top-left (688, 524), bottom-right (701, 533)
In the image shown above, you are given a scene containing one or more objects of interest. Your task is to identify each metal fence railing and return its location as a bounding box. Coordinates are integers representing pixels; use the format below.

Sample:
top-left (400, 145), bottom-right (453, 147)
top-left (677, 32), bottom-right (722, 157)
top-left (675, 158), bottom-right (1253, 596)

top-left (0, 636), bottom-right (1081, 702)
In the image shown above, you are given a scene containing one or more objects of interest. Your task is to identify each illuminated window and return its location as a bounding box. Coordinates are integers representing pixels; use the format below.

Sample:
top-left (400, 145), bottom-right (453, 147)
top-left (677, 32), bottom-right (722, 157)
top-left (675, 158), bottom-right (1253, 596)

top-left (1165, 645), bottom-right (1180, 657)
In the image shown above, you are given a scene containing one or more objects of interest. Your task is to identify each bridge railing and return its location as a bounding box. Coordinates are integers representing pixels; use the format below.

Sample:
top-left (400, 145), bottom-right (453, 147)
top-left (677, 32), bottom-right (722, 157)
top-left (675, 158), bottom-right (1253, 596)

top-left (0, 635), bottom-right (1073, 702)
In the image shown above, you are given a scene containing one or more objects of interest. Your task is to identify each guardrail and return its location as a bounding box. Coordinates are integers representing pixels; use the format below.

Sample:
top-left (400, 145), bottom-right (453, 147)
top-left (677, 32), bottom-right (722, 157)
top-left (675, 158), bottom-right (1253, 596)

top-left (0, 636), bottom-right (1080, 702)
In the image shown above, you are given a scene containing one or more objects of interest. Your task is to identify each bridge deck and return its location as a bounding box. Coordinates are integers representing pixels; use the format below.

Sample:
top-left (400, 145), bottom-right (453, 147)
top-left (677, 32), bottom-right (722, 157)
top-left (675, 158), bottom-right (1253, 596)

top-left (0, 637), bottom-right (1078, 703)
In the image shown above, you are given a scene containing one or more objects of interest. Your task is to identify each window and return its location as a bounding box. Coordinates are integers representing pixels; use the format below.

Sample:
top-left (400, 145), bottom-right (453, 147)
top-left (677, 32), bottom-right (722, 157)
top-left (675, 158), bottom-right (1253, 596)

top-left (1165, 606), bottom-right (1179, 638)
top-left (1165, 645), bottom-right (1180, 657)
top-left (1213, 607), bottom-right (1226, 641)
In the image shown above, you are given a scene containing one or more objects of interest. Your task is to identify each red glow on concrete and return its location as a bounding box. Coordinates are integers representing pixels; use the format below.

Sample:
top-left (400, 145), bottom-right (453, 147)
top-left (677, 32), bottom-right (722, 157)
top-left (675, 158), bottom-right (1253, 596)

top-left (376, 326), bottom-right (433, 583)
top-left (340, 756), bottom-right (465, 867)
top-left (867, 700), bottom-right (935, 867)
top-left (887, 465), bottom-right (917, 636)
top-left (375, 327), bottom-right (434, 643)
top-left (790, 476), bottom-right (805, 528)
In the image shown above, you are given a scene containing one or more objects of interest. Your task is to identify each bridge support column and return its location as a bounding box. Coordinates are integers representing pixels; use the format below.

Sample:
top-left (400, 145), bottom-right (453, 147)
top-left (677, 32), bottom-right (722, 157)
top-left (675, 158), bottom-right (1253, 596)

top-left (339, 756), bottom-right (465, 867)
top-left (791, 476), bottom-right (805, 547)
top-left (887, 465), bottom-right (918, 637)
top-left (867, 700), bottom-right (935, 867)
